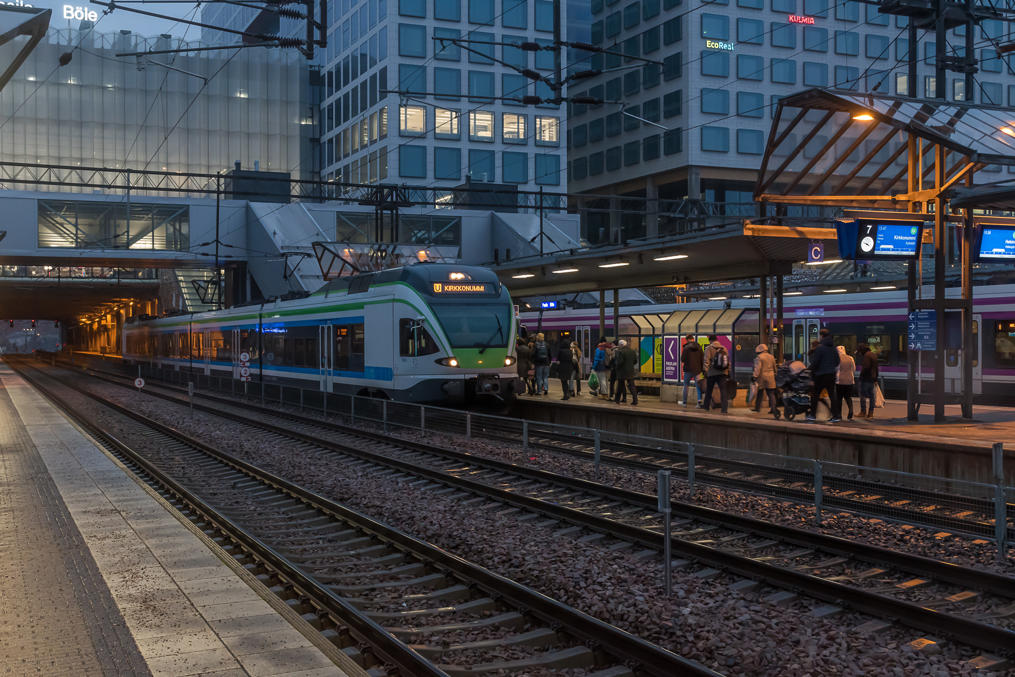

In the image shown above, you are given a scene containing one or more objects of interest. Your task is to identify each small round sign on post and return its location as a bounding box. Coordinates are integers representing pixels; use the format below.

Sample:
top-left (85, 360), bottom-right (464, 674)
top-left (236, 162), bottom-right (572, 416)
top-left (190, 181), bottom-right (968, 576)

top-left (134, 377), bottom-right (145, 390)
top-left (239, 366), bottom-right (250, 378)
top-left (239, 352), bottom-right (250, 363)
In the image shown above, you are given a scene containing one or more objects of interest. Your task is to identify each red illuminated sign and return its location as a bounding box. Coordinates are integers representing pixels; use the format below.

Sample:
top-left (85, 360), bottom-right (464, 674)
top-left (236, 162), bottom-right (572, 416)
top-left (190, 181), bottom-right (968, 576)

top-left (788, 14), bottom-right (815, 23)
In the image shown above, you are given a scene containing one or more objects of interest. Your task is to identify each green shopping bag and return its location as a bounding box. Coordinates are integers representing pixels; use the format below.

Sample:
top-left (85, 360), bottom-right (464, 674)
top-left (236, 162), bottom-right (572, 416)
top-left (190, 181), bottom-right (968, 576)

top-left (587, 372), bottom-right (599, 391)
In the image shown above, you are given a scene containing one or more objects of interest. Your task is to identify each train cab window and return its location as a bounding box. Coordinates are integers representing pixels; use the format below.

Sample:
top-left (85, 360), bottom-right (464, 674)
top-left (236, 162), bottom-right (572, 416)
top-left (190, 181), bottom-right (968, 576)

top-left (335, 323), bottom-right (365, 371)
top-left (399, 318), bottom-right (440, 356)
top-left (993, 320), bottom-right (1015, 366)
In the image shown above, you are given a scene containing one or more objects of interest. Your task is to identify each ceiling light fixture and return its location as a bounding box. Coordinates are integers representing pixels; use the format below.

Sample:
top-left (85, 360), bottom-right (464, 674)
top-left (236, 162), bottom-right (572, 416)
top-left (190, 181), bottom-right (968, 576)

top-left (783, 291), bottom-right (804, 296)
top-left (870, 285), bottom-right (897, 290)
top-left (653, 253), bottom-right (688, 261)
top-left (853, 113), bottom-right (874, 121)
top-left (1002, 127), bottom-right (1015, 137)
top-left (598, 261), bottom-right (630, 268)
top-left (551, 268), bottom-right (579, 274)
top-left (822, 288), bottom-right (848, 293)
top-left (805, 258), bottom-right (844, 265)
top-left (511, 273), bottom-right (535, 279)
top-left (708, 296), bottom-right (728, 300)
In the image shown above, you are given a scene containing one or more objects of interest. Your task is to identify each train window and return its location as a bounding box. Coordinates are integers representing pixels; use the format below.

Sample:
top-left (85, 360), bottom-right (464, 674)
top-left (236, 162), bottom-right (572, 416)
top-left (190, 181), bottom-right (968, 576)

top-left (209, 331), bottom-right (232, 362)
top-left (240, 329), bottom-right (260, 360)
top-left (865, 334), bottom-right (890, 364)
top-left (335, 323), bottom-right (365, 371)
top-left (832, 334), bottom-right (857, 356)
top-left (896, 334), bottom-right (906, 365)
top-left (994, 320), bottom-right (1015, 367)
top-left (399, 318), bottom-right (440, 356)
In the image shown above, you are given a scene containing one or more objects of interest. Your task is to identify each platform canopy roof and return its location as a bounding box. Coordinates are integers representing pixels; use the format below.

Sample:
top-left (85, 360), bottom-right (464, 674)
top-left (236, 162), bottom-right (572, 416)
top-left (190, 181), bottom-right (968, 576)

top-left (948, 180), bottom-right (1015, 210)
top-left (755, 89), bottom-right (1015, 209)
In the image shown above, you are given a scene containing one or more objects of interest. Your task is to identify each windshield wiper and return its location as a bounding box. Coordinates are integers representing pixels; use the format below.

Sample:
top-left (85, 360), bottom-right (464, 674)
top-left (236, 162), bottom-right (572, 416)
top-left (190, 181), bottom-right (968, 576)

top-left (477, 313), bottom-right (504, 354)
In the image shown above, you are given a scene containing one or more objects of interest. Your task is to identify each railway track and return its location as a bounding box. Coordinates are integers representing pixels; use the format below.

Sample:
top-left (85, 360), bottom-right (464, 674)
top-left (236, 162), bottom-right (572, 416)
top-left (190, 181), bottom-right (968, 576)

top-left (44, 360), bottom-right (1015, 665)
top-left (17, 361), bottom-right (716, 677)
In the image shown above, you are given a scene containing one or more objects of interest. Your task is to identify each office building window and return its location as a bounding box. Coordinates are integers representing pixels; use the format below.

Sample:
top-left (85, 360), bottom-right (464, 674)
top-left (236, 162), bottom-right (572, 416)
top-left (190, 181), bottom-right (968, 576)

top-left (624, 141), bottom-right (640, 166)
top-left (504, 0), bottom-right (527, 27)
top-left (434, 28), bottom-right (461, 60)
top-left (701, 51), bottom-right (729, 77)
top-left (572, 124), bottom-right (587, 147)
top-left (701, 88), bottom-right (729, 114)
top-left (642, 97), bottom-right (660, 121)
top-left (771, 58), bottom-right (796, 84)
top-left (772, 0), bottom-right (794, 10)
top-left (952, 79), bottom-right (965, 101)
top-left (981, 49), bottom-right (1002, 73)
top-left (606, 112), bottom-right (621, 137)
top-left (605, 146), bottom-right (621, 172)
top-left (535, 116), bottom-right (559, 145)
top-left (434, 68), bottom-right (461, 98)
top-left (924, 75), bottom-right (937, 96)
top-left (503, 151), bottom-right (528, 183)
top-left (663, 90), bottom-right (682, 117)
top-left (399, 105), bottom-right (426, 135)
top-left (803, 61), bottom-right (827, 87)
top-left (399, 64), bottom-right (426, 93)
top-left (605, 10), bottom-right (621, 37)
top-left (643, 0), bottom-right (659, 19)
top-left (469, 32), bottom-right (495, 63)
top-left (1008, 84), bottom-right (1015, 107)
top-left (469, 0), bottom-right (494, 23)
top-left (624, 71), bottom-right (640, 96)
top-left (468, 71), bottom-right (495, 101)
top-left (895, 72), bottom-right (909, 95)
top-left (663, 128), bottom-right (682, 155)
top-left (469, 149), bottom-right (495, 181)
top-left (643, 63), bottom-right (661, 88)
top-left (469, 110), bottom-right (494, 140)
top-left (836, 65), bottom-right (860, 89)
top-left (399, 146), bottom-right (426, 177)
top-left (738, 0), bottom-right (763, 8)
top-left (589, 118), bottom-right (604, 142)
top-left (624, 1), bottom-right (640, 29)
top-left (434, 147), bottom-right (461, 180)
top-left (865, 34), bottom-right (889, 59)
top-left (571, 157), bottom-right (587, 181)
top-left (737, 91), bottom-right (764, 117)
top-left (663, 53), bottom-right (682, 80)
top-left (623, 104), bottom-right (641, 131)
top-left (700, 13), bottom-right (728, 39)
top-left (643, 134), bottom-right (660, 161)
top-left (643, 26), bottom-right (660, 52)
top-left (589, 151), bottom-right (604, 175)
top-left (591, 20), bottom-right (604, 43)
top-left (982, 81), bottom-right (1002, 104)
top-left (771, 23), bottom-right (796, 48)
top-left (701, 126), bottom-right (730, 152)
top-left (834, 31), bottom-right (858, 55)
top-left (804, 26), bottom-right (827, 51)
top-left (503, 113), bottom-right (527, 142)
top-left (895, 38), bottom-right (910, 61)
top-left (399, 0), bottom-right (425, 17)
top-left (535, 0), bottom-right (554, 30)
top-left (435, 0), bottom-right (461, 20)
top-left (865, 3), bottom-right (888, 25)
top-left (737, 129), bottom-right (764, 155)
top-left (737, 18), bottom-right (763, 43)
top-left (535, 153), bottom-right (559, 184)
top-left (835, 0), bottom-right (858, 21)
top-left (737, 54), bottom-right (763, 80)
top-left (435, 108), bottom-right (460, 138)
top-left (534, 38), bottom-right (554, 69)
top-left (804, 0), bottom-right (827, 15)
top-left (502, 38), bottom-right (526, 68)
top-left (399, 24), bottom-right (426, 57)
top-left (503, 73), bottom-right (528, 100)
top-left (663, 16), bottom-right (682, 44)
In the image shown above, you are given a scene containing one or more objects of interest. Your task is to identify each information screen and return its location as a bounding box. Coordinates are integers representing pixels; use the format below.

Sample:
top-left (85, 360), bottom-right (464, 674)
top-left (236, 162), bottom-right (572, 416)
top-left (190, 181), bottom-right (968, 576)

top-left (978, 227), bottom-right (1015, 259)
top-left (856, 220), bottom-right (922, 259)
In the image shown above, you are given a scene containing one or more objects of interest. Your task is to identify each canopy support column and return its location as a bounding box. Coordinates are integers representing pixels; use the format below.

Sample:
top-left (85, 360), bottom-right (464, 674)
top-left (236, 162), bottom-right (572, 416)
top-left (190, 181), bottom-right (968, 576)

top-left (775, 275), bottom-right (784, 363)
top-left (759, 276), bottom-right (769, 349)
top-left (598, 290), bottom-right (606, 341)
top-left (612, 288), bottom-right (619, 341)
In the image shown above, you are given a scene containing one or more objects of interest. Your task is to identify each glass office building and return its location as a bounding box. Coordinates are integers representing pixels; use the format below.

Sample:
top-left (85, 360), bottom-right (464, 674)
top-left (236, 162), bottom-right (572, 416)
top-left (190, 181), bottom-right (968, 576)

top-left (0, 24), bottom-right (318, 185)
top-left (567, 0), bottom-right (1014, 207)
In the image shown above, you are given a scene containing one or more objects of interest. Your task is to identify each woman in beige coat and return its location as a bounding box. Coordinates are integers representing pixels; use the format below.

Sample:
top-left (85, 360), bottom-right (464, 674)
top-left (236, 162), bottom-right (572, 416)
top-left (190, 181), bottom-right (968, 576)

top-left (752, 343), bottom-right (778, 416)
top-left (833, 345), bottom-right (856, 421)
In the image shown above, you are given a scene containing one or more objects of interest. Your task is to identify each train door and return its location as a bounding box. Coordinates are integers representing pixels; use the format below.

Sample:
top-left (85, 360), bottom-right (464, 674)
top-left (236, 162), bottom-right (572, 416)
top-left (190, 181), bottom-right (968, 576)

top-left (231, 328), bottom-right (241, 379)
top-left (944, 313), bottom-right (982, 395)
top-left (791, 319), bottom-right (822, 361)
top-left (319, 323), bottom-right (333, 392)
top-left (576, 325), bottom-right (592, 373)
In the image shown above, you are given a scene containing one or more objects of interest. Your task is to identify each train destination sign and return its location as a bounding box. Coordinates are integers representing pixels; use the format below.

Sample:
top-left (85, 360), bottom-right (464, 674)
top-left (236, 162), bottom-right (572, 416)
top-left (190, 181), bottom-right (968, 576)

top-left (856, 220), bottom-right (922, 259)
top-left (978, 227), bottom-right (1015, 259)
top-left (431, 282), bottom-right (492, 294)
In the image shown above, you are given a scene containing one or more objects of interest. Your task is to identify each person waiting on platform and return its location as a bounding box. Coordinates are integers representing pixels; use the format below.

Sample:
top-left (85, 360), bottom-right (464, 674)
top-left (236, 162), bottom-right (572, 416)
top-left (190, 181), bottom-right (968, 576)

top-left (703, 337), bottom-right (730, 414)
top-left (857, 343), bottom-right (879, 419)
top-left (515, 338), bottom-right (534, 395)
top-left (832, 345), bottom-right (856, 421)
top-left (807, 328), bottom-right (840, 422)
top-left (752, 343), bottom-right (778, 417)
top-left (612, 339), bottom-right (638, 405)
top-left (569, 341), bottom-right (583, 396)
top-left (556, 341), bottom-right (574, 400)
top-left (679, 334), bottom-right (703, 406)
top-left (592, 338), bottom-right (610, 398)
top-left (532, 333), bottom-right (550, 395)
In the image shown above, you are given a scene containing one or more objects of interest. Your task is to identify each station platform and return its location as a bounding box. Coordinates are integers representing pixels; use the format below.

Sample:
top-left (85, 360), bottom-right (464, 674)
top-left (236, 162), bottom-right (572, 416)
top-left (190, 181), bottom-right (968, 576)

top-left (0, 363), bottom-right (356, 677)
top-left (514, 379), bottom-right (1015, 484)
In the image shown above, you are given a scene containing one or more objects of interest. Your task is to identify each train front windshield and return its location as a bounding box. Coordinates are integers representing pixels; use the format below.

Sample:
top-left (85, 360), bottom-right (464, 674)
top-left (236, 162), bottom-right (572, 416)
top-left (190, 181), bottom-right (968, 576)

top-left (432, 303), bottom-right (512, 348)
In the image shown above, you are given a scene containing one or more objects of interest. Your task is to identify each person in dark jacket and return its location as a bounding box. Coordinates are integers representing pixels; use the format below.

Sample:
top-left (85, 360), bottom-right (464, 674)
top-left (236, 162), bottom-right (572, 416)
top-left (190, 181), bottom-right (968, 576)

top-left (531, 332), bottom-right (550, 395)
top-left (680, 335), bottom-right (704, 406)
top-left (612, 339), bottom-right (638, 405)
top-left (807, 328), bottom-right (840, 421)
top-left (515, 338), bottom-right (533, 395)
top-left (858, 343), bottom-right (879, 418)
top-left (556, 343), bottom-right (574, 400)
top-left (703, 338), bottom-right (730, 414)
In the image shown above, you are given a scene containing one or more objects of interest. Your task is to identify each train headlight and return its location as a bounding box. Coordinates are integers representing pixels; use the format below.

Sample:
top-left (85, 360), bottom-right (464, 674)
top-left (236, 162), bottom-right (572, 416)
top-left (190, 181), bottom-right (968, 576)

top-left (504, 356), bottom-right (515, 366)
top-left (436, 357), bottom-right (459, 367)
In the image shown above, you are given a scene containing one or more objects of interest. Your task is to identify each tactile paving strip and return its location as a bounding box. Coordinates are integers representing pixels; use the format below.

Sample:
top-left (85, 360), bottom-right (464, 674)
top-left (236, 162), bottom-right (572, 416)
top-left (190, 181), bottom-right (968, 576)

top-left (0, 382), bottom-right (151, 676)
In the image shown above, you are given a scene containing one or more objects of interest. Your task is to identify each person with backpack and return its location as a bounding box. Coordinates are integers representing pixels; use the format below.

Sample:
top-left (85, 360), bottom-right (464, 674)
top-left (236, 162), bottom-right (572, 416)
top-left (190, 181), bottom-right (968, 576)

top-left (679, 335), bottom-right (704, 406)
top-left (807, 328), bottom-right (840, 422)
top-left (858, 343), bottom-right (879, 418)
top-left (532, 332), bottom-right (550, 395)
top-left (612, 339), bottom-right (638, 405)
top-left (591, 338), bottom-right (610, 398)
top-left (703, 338), bottom-right (730, 414)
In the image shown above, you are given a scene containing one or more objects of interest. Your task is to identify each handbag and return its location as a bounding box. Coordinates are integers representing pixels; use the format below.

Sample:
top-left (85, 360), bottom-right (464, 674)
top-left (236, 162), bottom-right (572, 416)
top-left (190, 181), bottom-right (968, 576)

top-left (874, 383), bottom-right (886, 408)
top-left (748, 382), bottom-right (758, 405)
top-left (588, 372), bottom-right (599, 390)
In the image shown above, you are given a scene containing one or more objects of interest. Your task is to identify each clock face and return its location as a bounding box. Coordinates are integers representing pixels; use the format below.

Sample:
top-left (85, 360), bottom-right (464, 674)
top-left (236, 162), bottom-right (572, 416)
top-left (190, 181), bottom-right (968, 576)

top-left (860, 236), bottom-right (875, 253)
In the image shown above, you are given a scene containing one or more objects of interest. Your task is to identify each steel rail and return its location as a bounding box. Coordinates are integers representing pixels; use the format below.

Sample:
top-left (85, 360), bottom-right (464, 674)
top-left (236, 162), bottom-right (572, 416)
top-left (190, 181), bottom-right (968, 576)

top-left (17, 360), bottom-right (719, 677)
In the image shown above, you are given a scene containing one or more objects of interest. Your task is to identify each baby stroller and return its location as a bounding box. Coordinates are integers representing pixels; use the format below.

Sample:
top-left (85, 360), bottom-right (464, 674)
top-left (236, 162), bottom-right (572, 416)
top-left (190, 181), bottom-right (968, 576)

top-left (776, 360), bottom-right (813, 421)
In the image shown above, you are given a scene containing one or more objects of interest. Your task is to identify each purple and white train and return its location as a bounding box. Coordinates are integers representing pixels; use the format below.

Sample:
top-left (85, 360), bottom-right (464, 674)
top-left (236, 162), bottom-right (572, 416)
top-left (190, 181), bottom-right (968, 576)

top-left (518, 284), bottom-right (1015, 403)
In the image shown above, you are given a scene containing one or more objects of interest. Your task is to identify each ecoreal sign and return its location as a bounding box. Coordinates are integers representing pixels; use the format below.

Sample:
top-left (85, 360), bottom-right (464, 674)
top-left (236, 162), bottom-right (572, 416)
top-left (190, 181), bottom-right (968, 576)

top-left (63, 4), bottom-right (98, 20)
top-left (705, 39), bottom-right (734, 51)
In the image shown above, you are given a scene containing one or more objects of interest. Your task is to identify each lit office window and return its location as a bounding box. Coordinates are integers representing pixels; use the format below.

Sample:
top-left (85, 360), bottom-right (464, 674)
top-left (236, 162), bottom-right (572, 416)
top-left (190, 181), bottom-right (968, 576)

top-left (535, 116), bottom-right (559, 145)
top-left (400, 105), bottom-right (426, 136)
top-left (435, 108), bottom-right (460, 138)
top-left (502, 113), bottom-right (526, 142)
top-left (952, 79), bottom-right (965, 101)
top-left (469, 110), bottom-right (494, 140)
top-left (379, 107), bottom-right (388, 138)
top-left (895, 72), bottom-right (909, 95)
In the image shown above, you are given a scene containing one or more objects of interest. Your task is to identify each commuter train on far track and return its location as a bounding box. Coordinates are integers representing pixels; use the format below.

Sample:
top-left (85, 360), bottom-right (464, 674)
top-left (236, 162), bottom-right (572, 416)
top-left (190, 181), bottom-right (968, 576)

top-left (520, 284), bottom-right (1015, 403)
top-left (123, 264), bottom-right (523, 403)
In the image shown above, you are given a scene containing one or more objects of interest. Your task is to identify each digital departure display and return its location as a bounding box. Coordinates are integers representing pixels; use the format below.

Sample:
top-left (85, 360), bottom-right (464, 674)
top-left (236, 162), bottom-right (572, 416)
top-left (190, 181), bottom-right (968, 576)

top-left (431, 282), bottom-right (493, 294)
top-left (978, 227), bottom-right (1015, 259)
top-left (856, 220), bottom-right (922, 259)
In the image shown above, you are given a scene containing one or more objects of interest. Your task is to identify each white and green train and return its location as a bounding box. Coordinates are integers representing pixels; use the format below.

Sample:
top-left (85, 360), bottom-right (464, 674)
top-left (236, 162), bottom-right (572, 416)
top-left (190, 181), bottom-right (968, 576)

top-left (123, 264), bottom-right (523, 403)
